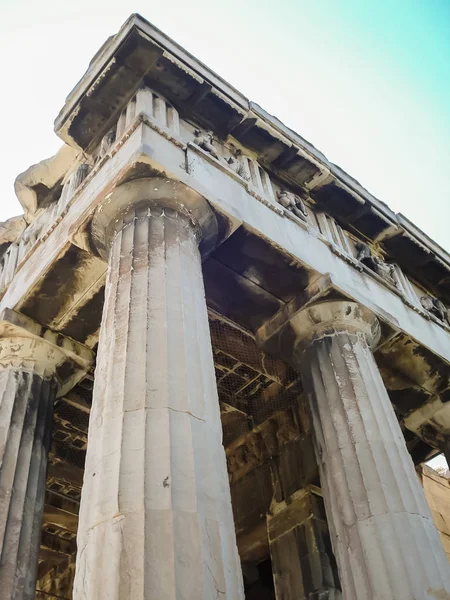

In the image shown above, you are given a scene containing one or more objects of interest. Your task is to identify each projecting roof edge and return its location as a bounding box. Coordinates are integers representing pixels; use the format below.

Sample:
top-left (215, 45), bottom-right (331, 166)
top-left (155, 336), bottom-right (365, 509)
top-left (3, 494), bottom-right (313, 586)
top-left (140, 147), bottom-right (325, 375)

top-left (249, 102), bottom-right (399, 226)
top-left (55, 13), bottom-right (249, 135)
top-left (52, 13), bottom-right (449, 276)
top-left (397, 214), bottom-right (450, 268)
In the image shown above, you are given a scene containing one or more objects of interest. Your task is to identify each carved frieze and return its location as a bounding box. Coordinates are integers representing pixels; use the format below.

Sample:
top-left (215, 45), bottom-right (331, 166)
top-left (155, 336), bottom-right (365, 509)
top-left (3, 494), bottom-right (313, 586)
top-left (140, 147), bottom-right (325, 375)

top-left (356, 241), bottom-right (397, 286)
top-left (97, 129), bottom-right (115, 162)
top-left (276, 189), bottom-right (308, 221)
top-left (225, 151), bottom-right (248, 179)
top-left (18, 206), bottom-right (55, 262)
top-left (420, 295), bottom-right (450, 326)
top-left (193, 129), bottom-right (220, 160)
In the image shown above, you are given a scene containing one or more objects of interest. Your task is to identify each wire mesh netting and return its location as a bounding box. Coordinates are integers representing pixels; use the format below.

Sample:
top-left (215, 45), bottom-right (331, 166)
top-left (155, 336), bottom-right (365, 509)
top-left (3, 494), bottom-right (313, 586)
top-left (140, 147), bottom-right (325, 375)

top-left (209, 313), bottom-right (303, 434)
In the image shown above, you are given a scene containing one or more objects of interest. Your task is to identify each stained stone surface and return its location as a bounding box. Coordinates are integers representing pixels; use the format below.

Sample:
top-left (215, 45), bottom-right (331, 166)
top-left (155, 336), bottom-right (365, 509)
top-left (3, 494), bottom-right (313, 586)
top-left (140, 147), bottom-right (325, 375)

top-left (2, 14), bottom-right (450, 597)
top-left (267, 490), bottom-right (341, 600)
top-left (0, 366), bottom-right (56, 599)
top-left (295, 301), bottom-right (450, 599)
top-left (74, 182), bottom-right (244, 599)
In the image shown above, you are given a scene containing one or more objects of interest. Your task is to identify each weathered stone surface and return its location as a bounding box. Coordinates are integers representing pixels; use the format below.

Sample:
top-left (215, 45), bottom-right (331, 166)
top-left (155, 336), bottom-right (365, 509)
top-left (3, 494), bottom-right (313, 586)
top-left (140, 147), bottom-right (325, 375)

top-left (268, 490), bottom-right (340, 600)
top-left (0, 216), bottom-right (26, 246)
top-left (5, 13), bottom-right (450, 596)
top-left (422, 465), bottom-right (450, 564)
top-left (74, 178), bottom-right (244, 599)
top-left (294, 301), bottom-right (450, 599)
top-left (0, 341), bottom-right (62, 599)
top-left (0, 309), bottom-right (92, 599)
top-left (14, 145), bottom-right (79, 222)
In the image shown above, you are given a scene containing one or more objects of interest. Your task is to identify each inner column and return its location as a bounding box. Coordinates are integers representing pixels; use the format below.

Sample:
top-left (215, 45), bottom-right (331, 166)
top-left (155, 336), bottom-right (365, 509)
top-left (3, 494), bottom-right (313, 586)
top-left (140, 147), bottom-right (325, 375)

top-left (74, 178), bottom-right (244, 600)
top-left (292, 300), bottom-right (450, 599)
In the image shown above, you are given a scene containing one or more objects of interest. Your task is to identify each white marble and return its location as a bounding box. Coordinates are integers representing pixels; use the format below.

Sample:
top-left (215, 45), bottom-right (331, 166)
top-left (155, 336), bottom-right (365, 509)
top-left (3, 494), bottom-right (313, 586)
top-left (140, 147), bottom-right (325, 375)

top-left (293, 301), bottom-right (450, 599)
top-left (74, 179), bottom-right (244, 600)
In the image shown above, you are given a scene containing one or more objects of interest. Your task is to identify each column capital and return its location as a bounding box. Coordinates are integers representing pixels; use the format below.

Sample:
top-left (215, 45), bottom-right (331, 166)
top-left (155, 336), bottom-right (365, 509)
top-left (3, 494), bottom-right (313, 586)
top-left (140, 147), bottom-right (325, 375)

top-left (0, 308), bottom-right (93, 395)
top-left (257, 275), bottom-right (383, 366)
top-left (290, 300), bottom-right (381, 352)
top-left (91, 177), bottom-right (218, 260)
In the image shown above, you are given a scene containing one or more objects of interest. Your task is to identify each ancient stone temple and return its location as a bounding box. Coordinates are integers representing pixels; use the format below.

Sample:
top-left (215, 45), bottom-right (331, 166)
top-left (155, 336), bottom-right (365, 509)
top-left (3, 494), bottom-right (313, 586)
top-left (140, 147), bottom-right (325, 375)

top-left (1, 13), bottom-right (450, 600)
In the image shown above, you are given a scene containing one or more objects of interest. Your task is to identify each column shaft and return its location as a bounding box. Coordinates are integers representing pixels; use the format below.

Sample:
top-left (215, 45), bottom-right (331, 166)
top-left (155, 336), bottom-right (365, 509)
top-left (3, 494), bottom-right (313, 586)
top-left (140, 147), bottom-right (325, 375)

top-left (74, 206), bottom-right (244, 599)
top-left (0, 365), bottom-right (55, 599)
top-left (300, 328), bottom-right (450, 599)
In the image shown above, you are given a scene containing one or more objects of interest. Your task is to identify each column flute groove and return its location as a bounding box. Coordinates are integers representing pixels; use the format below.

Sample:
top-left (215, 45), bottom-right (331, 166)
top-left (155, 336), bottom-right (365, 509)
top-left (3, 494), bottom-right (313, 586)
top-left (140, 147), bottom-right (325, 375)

top-left (0, 316), bottom-right (92, 600)
top-left (74, 178), bottom-right (244, 600)
top-left (272, 299), bottom-right (450, 600)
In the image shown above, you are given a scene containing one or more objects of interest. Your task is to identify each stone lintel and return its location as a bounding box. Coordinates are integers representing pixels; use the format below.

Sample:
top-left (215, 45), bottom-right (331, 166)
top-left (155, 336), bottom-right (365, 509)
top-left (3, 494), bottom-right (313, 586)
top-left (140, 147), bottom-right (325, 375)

top-left (405, 394), bottom-right (450, 444)
top-left (0, 308), bottom-right (93, 395)
top-left (6, 115), bottom-right (449, 383)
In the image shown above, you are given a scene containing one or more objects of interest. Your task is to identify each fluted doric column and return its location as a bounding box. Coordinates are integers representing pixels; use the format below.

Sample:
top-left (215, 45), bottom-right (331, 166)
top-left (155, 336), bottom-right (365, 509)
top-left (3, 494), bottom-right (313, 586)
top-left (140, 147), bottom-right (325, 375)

top-left (74, 178), bottom-right (244, 599)
top-left (0, 309), bottom-right (92, 599)
top-left (289, 300), bottom-right (450, 599)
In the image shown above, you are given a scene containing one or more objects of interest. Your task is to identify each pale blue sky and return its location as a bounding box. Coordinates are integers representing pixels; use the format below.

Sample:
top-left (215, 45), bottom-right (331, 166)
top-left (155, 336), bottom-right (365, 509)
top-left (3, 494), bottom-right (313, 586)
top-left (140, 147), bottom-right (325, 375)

top-left (0, 0), bottom-right (449, 251)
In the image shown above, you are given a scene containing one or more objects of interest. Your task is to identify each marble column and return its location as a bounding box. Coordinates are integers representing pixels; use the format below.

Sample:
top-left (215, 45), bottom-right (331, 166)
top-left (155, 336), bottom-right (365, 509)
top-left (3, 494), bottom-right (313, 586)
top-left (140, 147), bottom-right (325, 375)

top-left (289, 300), bottom-right (450, 599)
top-left (74, 178), bottom-right (244, 600)
top-left (0, 310), bottom-right (92, 600)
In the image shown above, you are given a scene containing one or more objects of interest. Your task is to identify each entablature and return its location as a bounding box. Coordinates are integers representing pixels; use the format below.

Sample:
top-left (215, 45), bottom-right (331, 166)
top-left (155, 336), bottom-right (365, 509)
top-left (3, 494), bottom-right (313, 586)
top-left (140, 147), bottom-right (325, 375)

top-left (3, 101), bottom-right (450, 350)
top-left (50, 13), bottom-right (450, 309)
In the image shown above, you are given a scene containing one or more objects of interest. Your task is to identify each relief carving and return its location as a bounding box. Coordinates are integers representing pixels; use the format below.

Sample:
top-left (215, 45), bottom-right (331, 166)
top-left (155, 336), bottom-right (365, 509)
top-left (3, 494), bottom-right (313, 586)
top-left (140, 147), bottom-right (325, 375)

top-left (420, 295), bottom-right (450, 326)
top-left (276, 190), bottom-right (308, 221)
top-left (0, 216), bottom-right (26, 247)
top-left (97, 129), bottom-right (115, 162)
top-left (225, 151), bottom-right (248, 179)
top-left (193, 129), bottom-right (220, 160)
top-left (0, 216), bottom-right (25, 292)
top-left (18, 205), bottom-right (58, 262)
top-left (356, 241), bottom-right (397, 286)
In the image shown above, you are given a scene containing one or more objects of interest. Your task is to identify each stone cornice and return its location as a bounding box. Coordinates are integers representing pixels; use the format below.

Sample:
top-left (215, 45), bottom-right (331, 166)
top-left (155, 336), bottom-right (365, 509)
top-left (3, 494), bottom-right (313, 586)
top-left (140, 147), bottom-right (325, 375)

top-left (52, 14), bottom-right (450, 304)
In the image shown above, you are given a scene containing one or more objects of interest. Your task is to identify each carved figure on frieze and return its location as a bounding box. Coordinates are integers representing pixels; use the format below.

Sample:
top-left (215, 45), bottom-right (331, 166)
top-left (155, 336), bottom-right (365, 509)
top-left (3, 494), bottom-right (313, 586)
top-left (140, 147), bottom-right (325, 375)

top-left (276, 190), bottom-right (308, 221)
top-left (97, 129), bottom-right (115, 162)
top-left (225, 154), bottom-right (247, 179)
top-left (193, 129), bottom-right (220, 160)
top-left (356, 241), bottom-right (377, 271)
top-left (0, 216), bottom-right (26, 247)
top-left (19, 218), bottom-right (43, 255)
top-left (355, 241), bottom-right (397, 286)
top-left (420, 295), bottom-right (450, 326)
top-left (373, 256), bottom-right (397, 286)
top-left (18, 204), bottom-right (58, 262)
